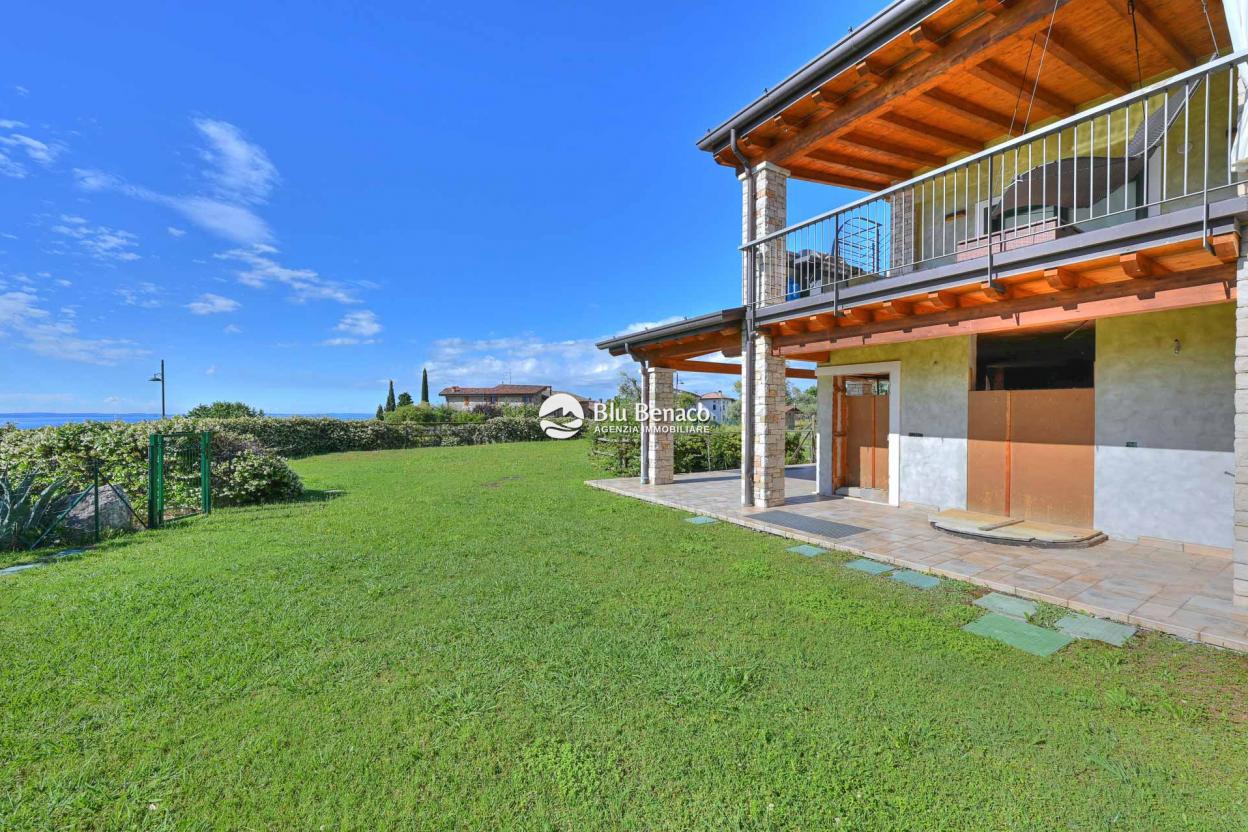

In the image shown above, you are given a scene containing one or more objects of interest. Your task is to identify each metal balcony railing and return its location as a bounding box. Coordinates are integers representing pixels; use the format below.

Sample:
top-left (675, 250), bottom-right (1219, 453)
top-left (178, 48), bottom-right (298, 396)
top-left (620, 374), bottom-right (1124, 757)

top-left (743, 51), bottom-right (1248, 307)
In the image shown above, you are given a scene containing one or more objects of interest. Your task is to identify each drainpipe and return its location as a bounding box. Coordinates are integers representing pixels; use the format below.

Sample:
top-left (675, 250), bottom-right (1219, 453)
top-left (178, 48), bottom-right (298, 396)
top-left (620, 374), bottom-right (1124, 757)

top-left (730, 128), bottom-right (756, 507)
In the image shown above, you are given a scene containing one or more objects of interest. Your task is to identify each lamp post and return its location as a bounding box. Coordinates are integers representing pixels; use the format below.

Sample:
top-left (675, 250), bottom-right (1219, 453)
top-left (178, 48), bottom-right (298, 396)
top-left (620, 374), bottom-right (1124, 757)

top-left (150, 359), bottom-right (166, 420)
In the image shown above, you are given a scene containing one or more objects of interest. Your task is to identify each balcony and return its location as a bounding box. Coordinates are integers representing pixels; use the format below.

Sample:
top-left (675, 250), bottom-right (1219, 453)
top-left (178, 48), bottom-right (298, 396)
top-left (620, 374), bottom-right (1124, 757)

top-left (744, 52), bottom-right (1248, 314)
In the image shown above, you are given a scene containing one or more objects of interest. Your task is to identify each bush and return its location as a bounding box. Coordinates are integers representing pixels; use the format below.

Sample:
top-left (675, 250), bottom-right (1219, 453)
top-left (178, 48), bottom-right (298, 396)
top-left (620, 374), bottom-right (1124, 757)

top-left (0, 421), bottom-right (303, 522)
top-left (186, 401), bottom-right (264, 418)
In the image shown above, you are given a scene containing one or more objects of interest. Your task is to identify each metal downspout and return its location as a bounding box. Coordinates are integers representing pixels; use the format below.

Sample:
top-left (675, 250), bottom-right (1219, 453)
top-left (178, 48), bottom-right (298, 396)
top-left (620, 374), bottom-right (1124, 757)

top-left (730, 128), bottom-right (756, 507)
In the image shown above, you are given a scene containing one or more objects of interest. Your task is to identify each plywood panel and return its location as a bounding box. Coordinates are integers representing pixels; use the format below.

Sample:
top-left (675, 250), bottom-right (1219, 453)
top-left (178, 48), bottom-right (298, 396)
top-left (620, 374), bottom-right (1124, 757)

top-left (968, 390), bottom-right (1009, 515)
top-left (846, 395), bottom-right (874, 487)
top-left (1009, 388), bottom-right (1095, 526)
top-left (874, 393), bottom-right (891, 490)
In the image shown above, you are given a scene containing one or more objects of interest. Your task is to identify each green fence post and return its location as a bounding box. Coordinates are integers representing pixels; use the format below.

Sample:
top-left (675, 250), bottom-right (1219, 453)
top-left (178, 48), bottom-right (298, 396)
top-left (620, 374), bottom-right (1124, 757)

top-left (147, 433), bottom-right (159, 529)
top-left (200, 431), bottom-right (212, 515)
top-left (92, 460), bottom-right (101, 544)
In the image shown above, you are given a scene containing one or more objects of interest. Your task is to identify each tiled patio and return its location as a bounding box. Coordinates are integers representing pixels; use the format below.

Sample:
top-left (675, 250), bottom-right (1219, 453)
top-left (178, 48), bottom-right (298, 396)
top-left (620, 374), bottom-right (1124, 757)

top-left (586, 466), bottom-right (1248, 653)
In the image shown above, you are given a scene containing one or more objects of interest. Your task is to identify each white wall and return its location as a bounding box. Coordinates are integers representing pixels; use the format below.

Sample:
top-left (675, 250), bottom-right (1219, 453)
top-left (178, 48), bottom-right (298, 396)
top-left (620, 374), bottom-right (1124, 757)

top-left (822, 336), bottom-right (973, 511)
top-left (1094, 304), bottom-right (1234, 548)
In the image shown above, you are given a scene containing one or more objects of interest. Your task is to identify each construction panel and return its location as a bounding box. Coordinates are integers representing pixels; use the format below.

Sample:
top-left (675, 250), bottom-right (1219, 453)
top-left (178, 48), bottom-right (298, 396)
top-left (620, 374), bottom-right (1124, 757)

top-left (967, 390), bottom-right (1009, 516)
top-left (1010, 389), bottom-right (1094, 527)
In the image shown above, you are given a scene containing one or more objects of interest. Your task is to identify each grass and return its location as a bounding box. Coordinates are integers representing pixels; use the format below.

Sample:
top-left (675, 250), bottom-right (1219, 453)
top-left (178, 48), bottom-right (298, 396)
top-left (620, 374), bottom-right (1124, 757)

top-left (2, 441), bottom-right (1247, 829)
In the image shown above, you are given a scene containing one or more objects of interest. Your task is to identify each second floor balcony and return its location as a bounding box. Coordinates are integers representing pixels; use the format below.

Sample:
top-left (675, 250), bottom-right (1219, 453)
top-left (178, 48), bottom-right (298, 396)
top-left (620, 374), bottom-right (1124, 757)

top-left (743, 53), bottom-right (1247, 316)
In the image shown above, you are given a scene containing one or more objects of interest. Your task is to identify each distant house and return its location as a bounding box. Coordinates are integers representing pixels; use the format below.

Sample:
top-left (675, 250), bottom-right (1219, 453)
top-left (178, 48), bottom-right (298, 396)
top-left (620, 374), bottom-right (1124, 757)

top-left (438, 384), bottom-right (594, 412)
top-left (439, 384), bottom-right (552, 411)
top-left (693, 390), bottom-right (735, 424)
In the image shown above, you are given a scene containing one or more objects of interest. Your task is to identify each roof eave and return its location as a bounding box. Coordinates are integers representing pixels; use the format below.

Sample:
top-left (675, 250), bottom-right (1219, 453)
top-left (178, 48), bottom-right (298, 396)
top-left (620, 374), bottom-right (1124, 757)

top-left (596, 307), bottom-right (746, 357)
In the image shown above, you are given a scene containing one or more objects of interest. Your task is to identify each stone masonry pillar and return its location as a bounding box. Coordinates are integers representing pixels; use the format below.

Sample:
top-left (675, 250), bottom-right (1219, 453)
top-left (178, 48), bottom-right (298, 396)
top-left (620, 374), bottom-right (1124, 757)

top-left (646, 366), bottom-right (674, 486)
top-left (1234, 227), bottom-right (1248, 606)
top-left (740, 162), bottom-right (789, 508)
top-left (815, 373), bottom-right (834, 497)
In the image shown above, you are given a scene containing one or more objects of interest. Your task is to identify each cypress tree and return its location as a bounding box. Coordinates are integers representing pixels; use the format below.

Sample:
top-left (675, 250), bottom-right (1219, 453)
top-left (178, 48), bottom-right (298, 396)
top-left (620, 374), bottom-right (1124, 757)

top-left (420, 369), bottom-right (430, 404)
top-left (375, 404), bottom-right (384, 421)
top-left (385, 380), bottom-right (396, 412)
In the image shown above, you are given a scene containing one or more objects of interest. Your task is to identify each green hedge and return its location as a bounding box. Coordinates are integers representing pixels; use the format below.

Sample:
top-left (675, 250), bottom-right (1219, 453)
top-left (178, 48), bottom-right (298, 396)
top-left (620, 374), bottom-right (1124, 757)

top-left (589, 424), bottom-right (813, 478)
top-left (0, 421), bottom-right (302, 521)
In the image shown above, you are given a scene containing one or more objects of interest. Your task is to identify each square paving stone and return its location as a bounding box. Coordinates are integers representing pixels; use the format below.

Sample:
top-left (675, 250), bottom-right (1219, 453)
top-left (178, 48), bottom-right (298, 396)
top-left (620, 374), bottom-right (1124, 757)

top-left (1055, 613), bottom-right (1137, 647)
top-left (844, 558), bottom-right (893, 575)
top-left (787, 543), bottom-right (826, 558)
top-left (685, 516), bottom-right (717, 525)
top-left (973, 592), bottom-right (1037, 621)
top-left (891, 570), bottom-right (941, 590)
top-left (963, 613), bottom-right (1074, 656)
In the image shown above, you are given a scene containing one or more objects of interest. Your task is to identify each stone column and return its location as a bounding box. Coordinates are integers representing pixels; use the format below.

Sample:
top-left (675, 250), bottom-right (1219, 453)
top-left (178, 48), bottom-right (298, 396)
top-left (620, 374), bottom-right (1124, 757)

top-left (815, 373), bottom-right (834, 497)
top-left (639, 365), bottom-right (650, 485)
top-left (748, 163), bottom-right (790, 507)
top-left (646, 366), bottom-right (675, 486)
top-left (1235, 228), bottom-right (1248, 606)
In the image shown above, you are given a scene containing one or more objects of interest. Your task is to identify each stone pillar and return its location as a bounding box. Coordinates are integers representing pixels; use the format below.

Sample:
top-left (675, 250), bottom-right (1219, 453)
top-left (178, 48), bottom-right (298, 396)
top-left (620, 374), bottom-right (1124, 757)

top-left (888, 189), bottom-right (916, 275)
top-left (815, 373), bottom-right (834, 497)
top-left (646, 366), bottom-right (674, 486)
top-left (746, 162), bottom-right (790, 507)
top-left (1235, 228), bottom-right (1248, 606)
top-left (639, 366), bottom-right (650, 485)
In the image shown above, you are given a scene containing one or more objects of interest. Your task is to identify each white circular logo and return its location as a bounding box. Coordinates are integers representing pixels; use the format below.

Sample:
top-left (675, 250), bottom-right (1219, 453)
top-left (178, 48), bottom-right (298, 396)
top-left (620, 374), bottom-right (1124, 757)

top-left (539, 393), bottom-right (585, 439)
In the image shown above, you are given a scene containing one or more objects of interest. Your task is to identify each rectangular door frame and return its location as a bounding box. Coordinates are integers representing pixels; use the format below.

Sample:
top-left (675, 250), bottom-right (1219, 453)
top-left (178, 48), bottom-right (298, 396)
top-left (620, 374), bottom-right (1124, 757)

top-left (816, 360), bottom-right (901, 507)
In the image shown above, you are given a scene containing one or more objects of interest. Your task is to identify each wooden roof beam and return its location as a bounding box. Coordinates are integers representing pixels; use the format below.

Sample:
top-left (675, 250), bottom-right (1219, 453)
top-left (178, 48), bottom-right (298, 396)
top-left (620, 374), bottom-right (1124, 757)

top-left (787, 164), bottom-right (890, 191)
top-left (967, 61), bottom-right (1075, 117)
top-left (1120, 251), bottom-right (1170, 278)
top-left (855, 59), bottom-right (893, 87)
top-left (1106, 0), bottom-right (1196, 70)
top-left (809, 88), bottom-right (840, 113)
top-left (923, 88), bottom-right (1014, 133)
top-left (876, 112), bottom-right (984, 153)
top-left (806, 148), bottom-right (912, 180)
top-left (927, 290), bottom-right (961, 310)
top-left (838, 135), bottom-right (945, 168)
top-left (762, 0), bottom-right (1074, 165)
top-left (908, 22), bottom-right (944, 54)
top-left (1045, 29), bottom-right (1132, 95)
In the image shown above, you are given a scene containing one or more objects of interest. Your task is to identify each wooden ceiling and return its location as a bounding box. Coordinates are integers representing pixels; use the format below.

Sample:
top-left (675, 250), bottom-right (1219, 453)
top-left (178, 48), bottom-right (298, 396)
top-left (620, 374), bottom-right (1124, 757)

top-left (713, 0), bottom-right (1230, 190)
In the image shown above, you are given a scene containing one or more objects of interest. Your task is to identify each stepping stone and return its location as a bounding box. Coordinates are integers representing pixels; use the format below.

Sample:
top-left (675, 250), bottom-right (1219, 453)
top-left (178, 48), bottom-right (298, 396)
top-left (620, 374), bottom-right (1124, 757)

top-left (974, 592), bottom-right (1037, 621)
top-left (844, 558), bottom-right (893, 575)
top-left (963, 613), bottom-right (1074, 656)
top-left (685, 516), bottom-right (717, 525)
top-left (0, 562), bottom-right (43, 577)
top-left (787, 543), bottom-right (826, 558)
top-left (891, 570), bottom-right (941, 590)
top-left (1055, 613), bottom-right (1137, 647)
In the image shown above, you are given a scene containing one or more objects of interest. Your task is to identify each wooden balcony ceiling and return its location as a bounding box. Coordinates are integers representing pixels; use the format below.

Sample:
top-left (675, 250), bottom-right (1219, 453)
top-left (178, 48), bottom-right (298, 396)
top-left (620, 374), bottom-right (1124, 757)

top-left (716, 0), bottom-right (1230, 190)
top-left (764, 231), bottom-right (1239, 361)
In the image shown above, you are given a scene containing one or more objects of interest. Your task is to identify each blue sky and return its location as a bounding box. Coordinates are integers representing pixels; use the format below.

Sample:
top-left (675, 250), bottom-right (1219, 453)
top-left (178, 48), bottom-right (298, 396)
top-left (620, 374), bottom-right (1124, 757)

top-left (0, 0), bottom-right (877, 413)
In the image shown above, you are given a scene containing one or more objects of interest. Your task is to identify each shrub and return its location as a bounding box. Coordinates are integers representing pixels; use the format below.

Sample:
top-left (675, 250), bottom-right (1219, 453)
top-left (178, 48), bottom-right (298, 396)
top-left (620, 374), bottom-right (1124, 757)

top-left (0, 471), bottom-right (68, 550)
top-left (186, 401), bottom-right (264, 418)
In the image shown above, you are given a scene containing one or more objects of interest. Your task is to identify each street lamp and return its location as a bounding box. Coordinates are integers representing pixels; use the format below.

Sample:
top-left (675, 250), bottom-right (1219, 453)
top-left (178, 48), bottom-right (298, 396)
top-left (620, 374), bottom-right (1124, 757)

top-left (150, 359), bottom-right (166, 420)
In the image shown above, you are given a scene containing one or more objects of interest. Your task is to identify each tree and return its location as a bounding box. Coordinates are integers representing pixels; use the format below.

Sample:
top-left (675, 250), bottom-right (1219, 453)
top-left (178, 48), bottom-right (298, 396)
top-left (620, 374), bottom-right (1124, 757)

top-left (375, 404), bottom-right (384, 421)
top-left (616, 369), bottom-right (641, 403)
top-left (420, 368), bottom-right (430, 404)
top-left (186, 401), bottom-right (263, 418)
top-left (385, 380), bottom-right (396, 412)
top-left (397, 391), bottom-right (413, 407)
top-left (675, 390), bottom-right (699, 411)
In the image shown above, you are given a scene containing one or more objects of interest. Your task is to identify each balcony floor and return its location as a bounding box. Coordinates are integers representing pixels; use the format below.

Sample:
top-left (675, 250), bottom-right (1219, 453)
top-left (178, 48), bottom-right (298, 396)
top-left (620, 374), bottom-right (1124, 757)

top-left (586, 466), bottom-right (1248, 653)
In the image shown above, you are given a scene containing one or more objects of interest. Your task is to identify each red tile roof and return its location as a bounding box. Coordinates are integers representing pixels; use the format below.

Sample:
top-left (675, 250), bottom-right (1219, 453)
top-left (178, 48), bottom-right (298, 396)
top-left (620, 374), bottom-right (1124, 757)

top-left (698, 390), bottom-right (736, 400)
top-left (439, 384), bottom-right (551, 396)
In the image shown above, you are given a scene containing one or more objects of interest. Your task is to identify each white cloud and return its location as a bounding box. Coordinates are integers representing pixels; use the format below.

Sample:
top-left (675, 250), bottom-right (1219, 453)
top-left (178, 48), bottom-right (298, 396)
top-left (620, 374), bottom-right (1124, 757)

top-left (205, 364), bottom-right (217, 375)
top-left (0, 120), bottom-right (25, 129)
top-left (0, 150), bottom-right (26, 178)
top-left (322, 336), bottom-right (375, 347)
top-left (167, 226), bottom-right (186, 237)
top-left (335, 309), bottom-right (381, 337)
top-left (424, 334), bottom-right (629, 398)
top-left (13, 86), bottom-right (28, 97)
top-left (0, 133), bottom-right (58, 165)
top-left (0, 290), bottom-right (146, 364)
top-left (185, 292), bottom-right (240, 315)
top-left (223, 323), bottom-right (242, 334)
top-left (51, 215), bottom-right (140, 261)
top-left (619, 315), bottom-right (684, 335)
top-left (192, 118), bottom-right (278, 205)
top-left (216, 245), bottom-right (358, 304)
top-left (117, 282), bottom-right (161, 308)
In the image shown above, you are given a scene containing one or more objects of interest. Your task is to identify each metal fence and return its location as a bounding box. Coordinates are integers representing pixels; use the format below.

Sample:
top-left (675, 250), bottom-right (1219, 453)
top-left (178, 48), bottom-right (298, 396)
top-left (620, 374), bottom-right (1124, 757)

top-left (148, 431), bottom-right (212, 528)
top-left (745, 52), bottom-right (1247, 305)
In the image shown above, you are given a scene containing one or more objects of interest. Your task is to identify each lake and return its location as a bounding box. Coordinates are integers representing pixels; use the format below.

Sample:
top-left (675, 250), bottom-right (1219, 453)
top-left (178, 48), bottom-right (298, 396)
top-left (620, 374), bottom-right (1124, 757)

top-left (0, 413), bottom-right (374, 429)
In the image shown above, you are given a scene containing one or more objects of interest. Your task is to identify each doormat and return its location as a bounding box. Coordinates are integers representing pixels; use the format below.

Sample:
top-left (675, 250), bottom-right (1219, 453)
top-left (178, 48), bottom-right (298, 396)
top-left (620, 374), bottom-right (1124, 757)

top-left (844, 558), bottom-right (893, 575)
top-left (787, 544), bottom-right (826, 558)
top-left (963, 612), bottom-right (1074, 656)
top-left (685, 516), bottom-right (717, 525)
top-left (1055, 613), bottom-right (1137, 646)
top-left (750, 510), bottom-right (868, 540)
top-left (891, 570), bottom-right (941, 590)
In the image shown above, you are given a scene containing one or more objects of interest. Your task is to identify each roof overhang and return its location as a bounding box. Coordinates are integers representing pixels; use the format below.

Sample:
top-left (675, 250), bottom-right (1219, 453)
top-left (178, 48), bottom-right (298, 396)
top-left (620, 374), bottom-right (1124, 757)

top-left (596, 307), bottom-right (746, 358)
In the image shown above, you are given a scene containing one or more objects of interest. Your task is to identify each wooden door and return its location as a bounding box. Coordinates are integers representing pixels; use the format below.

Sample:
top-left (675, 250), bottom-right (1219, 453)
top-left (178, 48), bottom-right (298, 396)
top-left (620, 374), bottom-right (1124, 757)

top-left (967, 388), bottom-right (1094, 526)
top-left (844, 386), bottom-right (889, 490)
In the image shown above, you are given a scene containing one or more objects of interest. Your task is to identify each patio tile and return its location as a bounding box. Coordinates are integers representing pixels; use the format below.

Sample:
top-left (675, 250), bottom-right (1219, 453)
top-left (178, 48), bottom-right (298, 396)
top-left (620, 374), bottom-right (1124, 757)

top-left (891, 570), bottom-right (941, 590)
top-left (1055, 613), bottom-right (1137, 646)
top-left (844, 558), bottom-right (894, 575)
top-left (787, 544), bottom-right (826, 558)
top-left (963, 613), bottom-right (1074, 656)
top-left (974, 592), bottom-right (1037, 620)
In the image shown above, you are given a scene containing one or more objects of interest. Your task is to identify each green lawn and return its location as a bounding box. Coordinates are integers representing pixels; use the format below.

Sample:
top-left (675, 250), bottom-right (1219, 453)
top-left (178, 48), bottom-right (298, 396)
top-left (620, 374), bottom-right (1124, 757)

top-left (3, 441), bottom-right (1247, 830)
